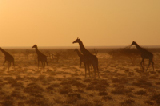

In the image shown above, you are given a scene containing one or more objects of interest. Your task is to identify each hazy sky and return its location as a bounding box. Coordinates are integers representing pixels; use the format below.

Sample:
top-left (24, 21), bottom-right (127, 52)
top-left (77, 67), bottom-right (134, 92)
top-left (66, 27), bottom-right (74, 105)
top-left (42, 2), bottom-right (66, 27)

top-left (0, 0), bottom-right (160, 46)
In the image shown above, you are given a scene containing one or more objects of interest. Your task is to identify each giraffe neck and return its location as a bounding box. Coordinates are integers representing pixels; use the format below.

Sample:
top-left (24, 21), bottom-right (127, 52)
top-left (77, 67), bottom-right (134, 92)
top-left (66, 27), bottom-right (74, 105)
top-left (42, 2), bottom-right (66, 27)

top-left (77, 40), bottom-right (93, 56)
top-left (35, 48), bottom-right (41, 55)
top-left (135, 44), bottom-right (144, 52)
top-left (0, 49), bottom-right (6, 54)
top-left (135, 44), bottom-right (140, 50)
top-left (75, 50), bottom-right (82, 57)
top-left (78, 41), bottom-right (86, 54)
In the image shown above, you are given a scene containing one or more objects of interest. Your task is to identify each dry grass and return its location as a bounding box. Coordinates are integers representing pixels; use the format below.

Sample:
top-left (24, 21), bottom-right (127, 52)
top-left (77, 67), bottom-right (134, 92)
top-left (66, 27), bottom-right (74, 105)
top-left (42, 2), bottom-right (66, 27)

top-left (0, 49), bottom-right (159, 105)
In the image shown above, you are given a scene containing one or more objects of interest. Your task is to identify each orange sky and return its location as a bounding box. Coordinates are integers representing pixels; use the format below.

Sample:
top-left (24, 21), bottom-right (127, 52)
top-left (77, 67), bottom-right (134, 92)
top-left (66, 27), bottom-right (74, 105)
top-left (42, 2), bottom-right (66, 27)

top-left (0, 0), bottom-right (160, 46)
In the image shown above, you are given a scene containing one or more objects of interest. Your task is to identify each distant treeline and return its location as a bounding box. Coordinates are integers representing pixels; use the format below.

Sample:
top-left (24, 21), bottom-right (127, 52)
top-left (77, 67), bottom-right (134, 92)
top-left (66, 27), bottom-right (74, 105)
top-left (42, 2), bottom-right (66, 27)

top-left (1, 48), bottom-right (160, 54)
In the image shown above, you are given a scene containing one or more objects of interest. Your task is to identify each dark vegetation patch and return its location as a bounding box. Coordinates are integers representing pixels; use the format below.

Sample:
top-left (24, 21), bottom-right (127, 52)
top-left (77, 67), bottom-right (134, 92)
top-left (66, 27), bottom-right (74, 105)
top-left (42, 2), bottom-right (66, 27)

top-left (145, 100), bottom-right (154, 105)
top-left (120, 99), bottom-right (135, 106)
top-left (60, 79), bottom-right (86, 88)
top-left (99, 91), bottom-right (108, 96)
top-left (101, 95), bottom-right (113, 102)
top-left (11, 90), bottom-right (26, 99)
top-left (112, 77), bottom-right (128, 84)
top-left (0, 95), bottom-right (14, 106)
top-left (151, 93), bottom-right (160, 105)
top-left (24, 83), bottom-right (44, 96)
top-left (65, 93), bottom-right (81, 104)
top-left (111, 86), bottom-right (132, 95)
top-left (26, 97), bottom-right (50, 106)
top-left (132, 78), bottom-right (152, 87)
top-left (11, 81), bottom-right (24, 89)
top-left (59, 85), bottom-right (72, 94)
top-left (135, 90), bottom-right (147, 95)
top-left (86, 79), bottom-right (109, 91)
top-left (156, 82), bottom-right (160, 85)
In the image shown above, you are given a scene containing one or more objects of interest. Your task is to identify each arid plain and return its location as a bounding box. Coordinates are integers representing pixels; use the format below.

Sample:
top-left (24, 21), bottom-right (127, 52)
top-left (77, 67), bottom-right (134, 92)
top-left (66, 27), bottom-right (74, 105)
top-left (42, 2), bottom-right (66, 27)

top-left (0, 48), bottom-right (160, 106)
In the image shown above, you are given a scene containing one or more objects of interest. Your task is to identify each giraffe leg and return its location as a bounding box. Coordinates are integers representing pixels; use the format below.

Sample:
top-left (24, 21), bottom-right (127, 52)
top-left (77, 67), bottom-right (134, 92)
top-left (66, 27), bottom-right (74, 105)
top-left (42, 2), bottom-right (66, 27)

top-left (96, 59), bottom-right (100, 78)
top-left (88, 64), bottom-right (90, 77)
top-left (12, 61), bottom-right (15, 70)
top-left (12, 61), bottom-right (15, 66)
top-left (146, 59), bottom-right (152, 71)
top-left (42, 62), bottom-right (44, 69)
top-left (46, 61), bottom-right (48, 66)
top-left (38, 61), bottom-right (39, 69)
top-left (43, 62), bottom-right (45, 67)
top-left (84, 63), bottom-right (87, 78)
top-left (80, 61), bottom-right (81, 68)
top-left (91, 60), bottom-right (96, 78)
top-left (93, 65), bottom-right (96, 78)
top-left (3, 60), bottom-right (6, 66)
top-left (140, 58), bottom-right (144, 71)
top-left (8, 62), bottom-right (11, 71)
top-left (152, 62), bottom-right (154, 71)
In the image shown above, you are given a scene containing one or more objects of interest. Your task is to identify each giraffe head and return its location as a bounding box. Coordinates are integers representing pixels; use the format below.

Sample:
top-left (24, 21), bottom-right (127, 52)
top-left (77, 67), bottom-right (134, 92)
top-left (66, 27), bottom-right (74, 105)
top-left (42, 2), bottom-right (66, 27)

top-left (0, 47), bottom-right (4, 52)
top-left (72, 37), bottom-right (81, 44)
top-left (32, 45), bottom-right (37, 49)
top-left (131, 41), bottom-right (137, 45)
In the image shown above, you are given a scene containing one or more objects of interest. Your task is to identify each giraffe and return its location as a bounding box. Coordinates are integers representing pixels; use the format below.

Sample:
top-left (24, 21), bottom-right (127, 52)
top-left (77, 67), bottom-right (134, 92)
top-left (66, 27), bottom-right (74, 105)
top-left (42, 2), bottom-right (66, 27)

top-left (0, 47), bottom-right (14, 70)
top-left (32, 45), bottom-right (48, 69)
top-left (72, 37), bottom-right (100, 78)
top-left (131, 41), bottom-right (154, 71)
top-left (74, 49), bottom-right (85, 67)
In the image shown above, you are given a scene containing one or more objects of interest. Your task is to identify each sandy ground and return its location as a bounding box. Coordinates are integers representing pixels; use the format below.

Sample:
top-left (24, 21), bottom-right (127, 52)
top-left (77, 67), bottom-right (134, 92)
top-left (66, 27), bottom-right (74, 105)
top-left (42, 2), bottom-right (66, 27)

top-left (0, 49), bottom-right (160, 106)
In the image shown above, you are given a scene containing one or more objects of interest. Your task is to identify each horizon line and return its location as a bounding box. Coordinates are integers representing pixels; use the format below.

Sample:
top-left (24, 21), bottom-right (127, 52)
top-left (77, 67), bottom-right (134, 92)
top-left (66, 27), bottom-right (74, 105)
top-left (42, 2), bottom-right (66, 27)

top-left (1, 45), bottom-right (160, 49)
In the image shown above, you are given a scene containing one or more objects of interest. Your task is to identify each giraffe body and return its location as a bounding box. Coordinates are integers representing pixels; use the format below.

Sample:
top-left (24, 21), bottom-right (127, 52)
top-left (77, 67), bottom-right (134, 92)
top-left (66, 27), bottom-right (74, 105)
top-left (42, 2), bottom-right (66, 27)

top-left (73, 38), bottom-right (100, 78)
top-left (74, 49), bottom-right (85, 67)
top-left (0, 48), bottom-right (14, 70)
top-left (132, 41), bottom-right (154, 71)
top-left (32, 45), bottom-right (48, 69)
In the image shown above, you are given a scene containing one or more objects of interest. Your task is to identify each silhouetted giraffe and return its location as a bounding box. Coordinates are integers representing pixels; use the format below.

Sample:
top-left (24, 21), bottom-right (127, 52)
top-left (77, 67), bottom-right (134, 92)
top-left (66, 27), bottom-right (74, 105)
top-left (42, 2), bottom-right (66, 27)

top-left (131, 41), bottom-right (154, 71)
top-left (0, 47), bottom-right (14, 70)
top-left (32, 45), bottom-right (48, 69)
top-left (74, 49), bottom-right (85, 67)
top-left (72, 37), bottom-right (100, 78)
